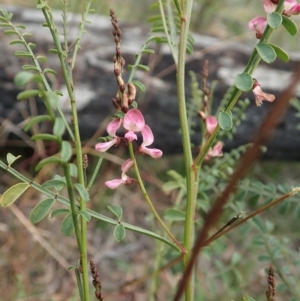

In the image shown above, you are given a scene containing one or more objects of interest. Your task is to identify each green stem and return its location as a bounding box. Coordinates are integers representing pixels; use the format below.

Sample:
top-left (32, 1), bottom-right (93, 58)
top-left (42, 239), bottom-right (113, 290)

top-left (128, 143), bottom-right (185, 253)
top-left (176, 0), bottom-right (195, 299)
top-left (39, 3), bottom-right (90, 299)
top-left (0, 161), bottom-right (180, 252)
top-left (87, 154), bottom-right (104, 190)
top-left (63, 163), bottom-right (82, 250)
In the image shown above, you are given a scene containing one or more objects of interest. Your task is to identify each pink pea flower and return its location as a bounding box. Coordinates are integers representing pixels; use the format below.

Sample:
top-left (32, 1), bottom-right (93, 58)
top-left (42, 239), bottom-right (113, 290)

top-left (95, 118), bottom-right (122, 152)
top-left (139, 125), bottom-right (163, 158)
top-left (283, 0), bottom-right (300, 16)
top-left (123, 109), bottom-right (145, 142)
top-left (105, 159), bottom-right (134, 189)
top-left (263, 0), bottom-right (278, 13)
top-left (205, 141), bottom-right (223, 161)
top-left (248, 16), bottom-right (268, 38)
top-left (252, 79), bottom-right (275, 106)
top-left (206, 115), bottom-right (218, 135)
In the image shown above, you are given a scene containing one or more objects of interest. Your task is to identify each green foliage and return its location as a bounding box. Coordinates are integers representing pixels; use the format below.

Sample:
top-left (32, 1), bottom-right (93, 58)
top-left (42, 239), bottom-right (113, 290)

top-left (29, 198), bottom-right (55, 223)
top-left (256, 43), bottom-right (277, 63)
top-left (0, 183), bottom-right (30, 207)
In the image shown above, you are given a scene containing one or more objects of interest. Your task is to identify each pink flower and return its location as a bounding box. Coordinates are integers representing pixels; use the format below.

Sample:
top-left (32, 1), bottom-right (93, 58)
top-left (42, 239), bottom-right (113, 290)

top-left (263, 0), bottom-right (278, 13)
top-left (206, 115), bottom-right (218, 134)
top-left (252, 79), bottom-right (275, 106)
top-left (139, 125), bottom-right (163, 158)
top-left (205, 141), bottom-right (223, 161)
top-left (248, 16), bottom-right (268, 38)
top-left (283, 0), bottom-right (300, 16)
top-left (105, 159), bottom-right (134, 189)
top-left (95, 118), bottom-right (122, 152)
top-left (123, 109), bottom-right (145, 142)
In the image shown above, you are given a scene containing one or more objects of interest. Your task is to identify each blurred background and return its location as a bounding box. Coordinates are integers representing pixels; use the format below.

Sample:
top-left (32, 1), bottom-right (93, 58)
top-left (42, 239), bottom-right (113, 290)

top-left (0, 1), bottom-right (300, 300)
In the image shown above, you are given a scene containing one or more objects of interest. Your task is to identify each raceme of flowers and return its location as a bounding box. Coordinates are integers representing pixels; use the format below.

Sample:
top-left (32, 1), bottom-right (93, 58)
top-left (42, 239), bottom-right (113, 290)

top-left (95, 109), bottom-right (163, 189)
top-left (249, 0), bottom-right (300, 38)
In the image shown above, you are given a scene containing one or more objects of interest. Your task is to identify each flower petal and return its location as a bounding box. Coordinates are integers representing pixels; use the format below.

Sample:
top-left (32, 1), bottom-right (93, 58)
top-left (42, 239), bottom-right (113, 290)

top-left (264, 0), bottom-right (277, 13)
top-left (125, 130), bottom-right (137, 142)
top-left (107, 118), bottom-right (122, 137)
top-left (253, 85), bottom-right (275, 106)
top-left (141, 125), bottom-right (154, 147)
top-left (123, 109), bottom-right (145, 132)
top-left (105, 179), bottom-right (126, 189)
top-left (206, 115), bottom-right (218, 134)
top-left (121, 159), bottom-right (134, 176)
top-left (248, 16), bottom-right (267, 38)
top-left (205, 141), bottom-right (223, 160)
top-left (139, 146), bottom-right (163, 158)
top-left (95, 138), bottom-right (118, 152)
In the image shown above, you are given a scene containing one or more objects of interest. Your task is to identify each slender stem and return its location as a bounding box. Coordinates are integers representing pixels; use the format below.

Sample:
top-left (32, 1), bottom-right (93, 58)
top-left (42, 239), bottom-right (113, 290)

top-left (87, 154), bottom-right (104, 190)
top-left (128, 143), bottom-right (185, 253)
top-left (0, 161), bottom-right (180, 251)
top-left (63, 164), bottom-right (82, 250)
top-left (176, 0), bottom-right (196, 299)
top-left (39, 3), bottom-right (90, 299)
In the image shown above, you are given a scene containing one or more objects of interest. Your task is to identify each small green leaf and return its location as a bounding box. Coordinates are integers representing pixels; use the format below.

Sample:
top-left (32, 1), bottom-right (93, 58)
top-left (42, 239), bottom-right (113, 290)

top-left (16, 24), bottom-right (26, 29)
top-left (61, 213), bottom-right (75, 236)
top-left (267, 12), bottom-right (282, 29)
top-left (43, 67), bottom-right (57, 75)
top-left (256, 43), bottom-right (276, 63)
top-left (29, 198), bottom-right (55, 223)
top-left (164, 209), bottom-right (186, 221)
top-left (31, 134), bottom-right (58, 142)
top-left (277, 201), bottom-right (290, 215)
top-left (107, 205), bottom-right (123, 219)
top-left (258, 255), bottom-right (270, 262)
top-left (51, 208), bottom-right (70, 218)
top-left (28, 42), bottom-right (36, 49)
top-left (17, 89), bottom-right (39, 100)
top-left (14, 71), bottom-right (35, 88)
top-left (131, 80), bottom-right (145, 92)
top-left (6, 153), bottom-right (21, 166)
top-left (78, 210), bottom-right (91, 222)
top-left (61, 141), bottom-right (72, 163)
top-left (15, 51), bottom-right (33, 57)
top-left (282, 15), bottom-right (298, 35)
top-left (235, 73), bottom-right (253, 91)
top-left (69, 163), bottom-right (78, 178)
top-left (22, 64), bottom-right (39, 71)
top-left (136, 64), bottom-right (150, 71)
top-left (141, 49), bottom-right (155, 54)
top-left (74, 183), bottom-right (89, 202)
top-left (252, 216), bottom-right (264, 232)
top-left (114, 111), bottom-right (126, 119)
top-left (0, 183), bottom-right (30, 207)
top-left (4, 29), bottom-right (18, 35)
top-left (218, 111), bottom-right (233, 131)
top-left (268, 43), bottom-right (289, 62)
top-left (42, 179), bottom-right (66, 190)
top-left (48, 48), bottom-right (59, 54)
top-left (35, 156), bottom-right (62, 171)
top-left (114, 224), bottom-right (126, 242)
top-left (53, 117), bottom-right (66, 137)
top-left (9, 39), bottom-right (25, 45)
top-left (24, 115), bottom-right (51, 132)
top-left (248, 194), bottom-right (260, 207)
top-left (36, 55), bottom-right (47, 62)
top-left (244, 297), bottom-right (257, 301)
